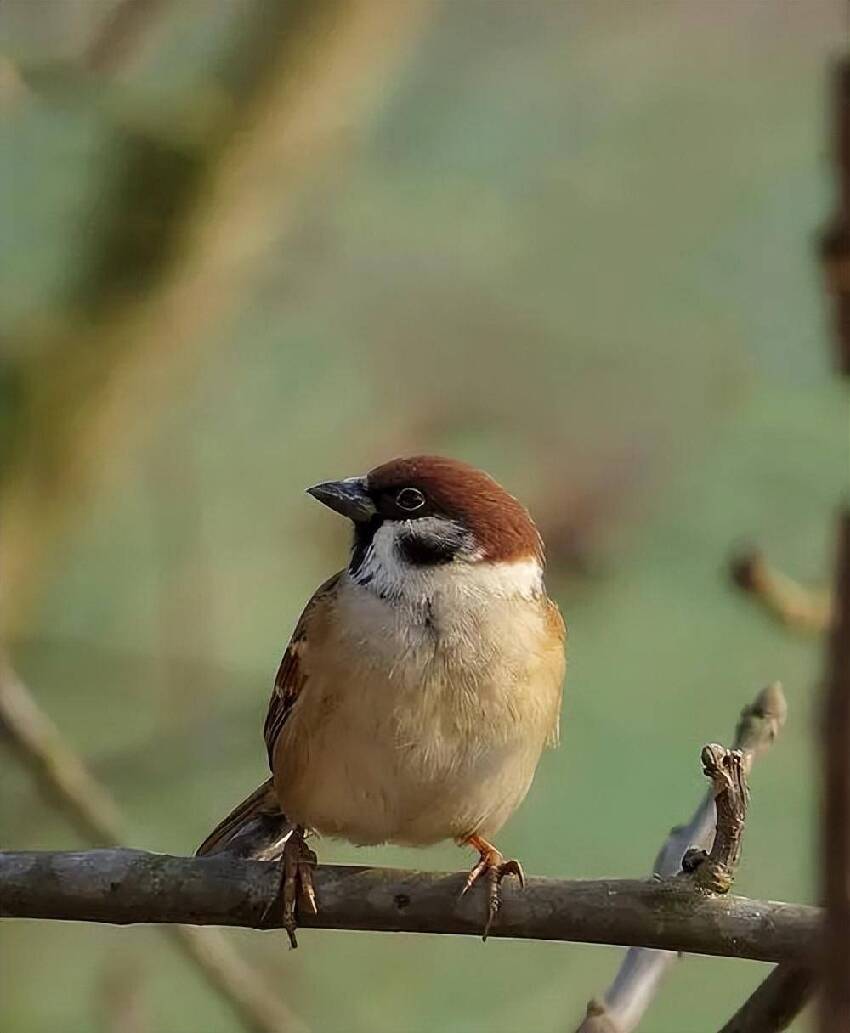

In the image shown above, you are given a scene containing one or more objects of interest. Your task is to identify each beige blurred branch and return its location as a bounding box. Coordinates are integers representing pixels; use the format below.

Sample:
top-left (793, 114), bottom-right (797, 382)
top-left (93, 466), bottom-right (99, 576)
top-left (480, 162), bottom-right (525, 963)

top-left (85, 0), bottom-right (169, 74)
top-left (0, 659), bottom-right (125, 843)
top-left (0, 658), bottom-right (306, 1033)
top-left (0, 0), bottom-right (430, 641)
top-left (576, 683), bottom-right (786, 1033)
top-left (730, 550), bottom-right (830, 634)
top-left (97, 954), bottom-right (149, 1033)
top-left (0, 55), bottom-right (29, 110)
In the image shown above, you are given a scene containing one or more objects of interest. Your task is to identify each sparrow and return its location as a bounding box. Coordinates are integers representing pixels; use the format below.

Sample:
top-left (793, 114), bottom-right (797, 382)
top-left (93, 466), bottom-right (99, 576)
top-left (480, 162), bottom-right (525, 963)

top-left (197, 455), bottom-right (566, 944)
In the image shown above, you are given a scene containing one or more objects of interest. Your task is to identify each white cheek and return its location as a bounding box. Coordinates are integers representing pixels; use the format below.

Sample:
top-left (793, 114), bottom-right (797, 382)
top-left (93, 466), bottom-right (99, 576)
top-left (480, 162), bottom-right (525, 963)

top-left (356, 523), bottom-right (426, 599)
top-left (369, 523), bottom-right (406, 573)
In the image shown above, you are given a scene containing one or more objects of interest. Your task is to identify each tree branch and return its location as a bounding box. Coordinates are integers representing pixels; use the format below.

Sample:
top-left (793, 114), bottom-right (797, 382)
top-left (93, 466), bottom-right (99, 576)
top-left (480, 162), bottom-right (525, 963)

top-left (718, 964), bottom-right (816, 1033)
top-left (0, 849), bottom-right (820, 964)
top-left (576, 683), bottom-right (786, 1033)
top-left (688, 745), bottom-right (748, 894)
top-left (719, 53), bottom-right (850, 1033)
top-left (820, 509), bottom-right (850, 1032)
top-left (730, 551), bottom-right (830, 634)
top-left (819, 58), bottom-right (850, 375)
top-left (0, 660), bottom-right (126, 845)
top-left (85, 0), bottom-right (168, 74)
top-left (0, 660), bottom-right (305, 1033)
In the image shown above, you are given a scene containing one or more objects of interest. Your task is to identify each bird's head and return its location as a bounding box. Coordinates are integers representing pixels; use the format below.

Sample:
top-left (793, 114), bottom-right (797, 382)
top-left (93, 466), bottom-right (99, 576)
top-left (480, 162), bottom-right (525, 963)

top-left (307, 456), bottom-right (543, 596)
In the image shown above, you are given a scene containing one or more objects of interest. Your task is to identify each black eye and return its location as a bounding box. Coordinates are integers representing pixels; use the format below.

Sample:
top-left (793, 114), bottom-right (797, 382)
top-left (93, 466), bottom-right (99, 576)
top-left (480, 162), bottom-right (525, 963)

top-left (395, 487), bottom-right (425, 512)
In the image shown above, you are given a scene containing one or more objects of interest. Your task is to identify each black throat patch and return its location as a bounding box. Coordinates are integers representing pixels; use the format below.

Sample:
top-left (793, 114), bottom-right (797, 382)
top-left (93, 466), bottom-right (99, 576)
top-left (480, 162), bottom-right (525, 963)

top-left (349, 517), bottom-right (382, 582)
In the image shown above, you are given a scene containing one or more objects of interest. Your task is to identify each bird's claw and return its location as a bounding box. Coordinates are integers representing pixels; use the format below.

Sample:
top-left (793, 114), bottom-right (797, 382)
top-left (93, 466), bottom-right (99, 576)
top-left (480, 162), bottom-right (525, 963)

top-left (281, 831), bottom-right (317, 949)
top-left (461, 845), bottom-right (524, 940)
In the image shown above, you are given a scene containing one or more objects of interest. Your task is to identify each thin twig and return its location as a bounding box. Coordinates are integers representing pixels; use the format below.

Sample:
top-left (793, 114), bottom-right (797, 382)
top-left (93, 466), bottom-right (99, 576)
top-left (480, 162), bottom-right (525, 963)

top-left (718, 964), bottom-right (816, 1033)
top-left (820, 509), bottom-right (850, 1033)
top-left (688, 745), bottom-right (748, 894)
top-left (731, 551), bottom-right (831, 634)
top-left (576, 683), bottom-right (786, 1033)
top-left (0, 661), bottom-right (305, 1033)
top-left (0, 849), bottom-right (821, 963)
top-left (0, 661), bottom-right (126, 845)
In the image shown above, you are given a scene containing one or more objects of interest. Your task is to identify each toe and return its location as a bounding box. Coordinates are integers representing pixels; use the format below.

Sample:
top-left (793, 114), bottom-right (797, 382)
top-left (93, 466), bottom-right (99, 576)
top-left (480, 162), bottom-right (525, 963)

top-left (482, 869), bottom-right (501, 941)
top-left (298, 863), bottom-right (318, 915)
top-left (461, 857), bottom-right (488, 896)
top-left (280, 830), bottom-right (320, 948)
top-left (499, 859), bottom-right (525, 888)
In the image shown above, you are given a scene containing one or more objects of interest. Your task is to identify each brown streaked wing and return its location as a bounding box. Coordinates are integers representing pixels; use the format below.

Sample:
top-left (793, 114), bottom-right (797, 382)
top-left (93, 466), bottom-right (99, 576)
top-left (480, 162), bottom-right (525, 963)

top-left (544, 594), bottom-right (566, 643)
top-left (263, 572), bottom-right (342, 767)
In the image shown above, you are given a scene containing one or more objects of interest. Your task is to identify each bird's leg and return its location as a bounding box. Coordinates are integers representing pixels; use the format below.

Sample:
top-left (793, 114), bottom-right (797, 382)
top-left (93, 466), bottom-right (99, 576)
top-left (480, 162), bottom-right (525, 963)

top-left (459, 833), bottom-right (525, 940)
top-left (280, 826), bottom-right (317, 948)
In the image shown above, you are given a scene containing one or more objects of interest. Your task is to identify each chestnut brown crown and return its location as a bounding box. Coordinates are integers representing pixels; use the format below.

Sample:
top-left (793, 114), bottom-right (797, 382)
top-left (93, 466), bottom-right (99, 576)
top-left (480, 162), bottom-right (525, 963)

top-left (365, 455), bottom-right (542, 564)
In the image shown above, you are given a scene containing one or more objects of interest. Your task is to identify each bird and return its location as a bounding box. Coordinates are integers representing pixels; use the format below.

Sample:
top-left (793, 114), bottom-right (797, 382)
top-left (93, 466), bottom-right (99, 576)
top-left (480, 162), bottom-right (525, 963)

top-left (197, 455), bottom-right (566, 945)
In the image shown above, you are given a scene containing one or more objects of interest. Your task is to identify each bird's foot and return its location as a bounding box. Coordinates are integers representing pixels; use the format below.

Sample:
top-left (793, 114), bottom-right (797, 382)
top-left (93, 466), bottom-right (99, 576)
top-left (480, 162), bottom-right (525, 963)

top-left (460, 834), bottom-right (525, 940)
top-left (280, 827), bottom-right (318, 948)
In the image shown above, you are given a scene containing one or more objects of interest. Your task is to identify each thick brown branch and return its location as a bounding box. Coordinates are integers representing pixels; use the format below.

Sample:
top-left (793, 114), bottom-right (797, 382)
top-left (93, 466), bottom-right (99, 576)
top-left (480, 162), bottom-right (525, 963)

top-left (819, 59), bottom-right (850, 375)
top-left (576, 684), bottom-right (785, 1033)
top-left (0, 850), bottom-right (820, 964)
top-left (718, 964), bottom-right (816, 1033)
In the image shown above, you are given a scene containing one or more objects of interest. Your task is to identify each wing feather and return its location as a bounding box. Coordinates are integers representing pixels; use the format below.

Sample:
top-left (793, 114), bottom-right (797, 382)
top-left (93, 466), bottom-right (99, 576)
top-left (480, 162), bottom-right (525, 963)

top-left (263, 572), bottom-right (342, 767)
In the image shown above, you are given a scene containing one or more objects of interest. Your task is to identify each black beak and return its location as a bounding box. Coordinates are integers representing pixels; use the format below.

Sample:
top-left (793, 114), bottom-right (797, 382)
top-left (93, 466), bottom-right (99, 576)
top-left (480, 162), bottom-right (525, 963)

top-left (306, 477), bottom-right (376, 523)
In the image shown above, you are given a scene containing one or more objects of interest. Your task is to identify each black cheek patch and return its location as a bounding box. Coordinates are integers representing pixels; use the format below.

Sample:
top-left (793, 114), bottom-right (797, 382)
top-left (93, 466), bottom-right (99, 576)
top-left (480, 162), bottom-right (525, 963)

top-left (396, 525), bottom-right (467, 566)
top-left (350, 517), bottom-right (382, 577)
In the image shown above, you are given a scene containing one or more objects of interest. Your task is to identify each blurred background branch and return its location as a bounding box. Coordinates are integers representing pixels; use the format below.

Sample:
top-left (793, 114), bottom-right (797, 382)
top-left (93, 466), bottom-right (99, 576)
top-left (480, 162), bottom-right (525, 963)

top-left (719, 965), bottom-right (816, 1033)
top-left (0, 657), bottom-right (307, 1033)
top-left (819, 59), bottom-right (850, 375)
top-left (817, 55), bottom-right (850, 1033)
top-left (730, 552), bottom-right (831, 635)
top-left (0, 0), bottom-right (429, 641)
top-left (85, 0), bottom-right (169, 75)
top-left (576, 683), bottom-right (786, 1033)
top-left (820, 510), bottom-right (850, 1033)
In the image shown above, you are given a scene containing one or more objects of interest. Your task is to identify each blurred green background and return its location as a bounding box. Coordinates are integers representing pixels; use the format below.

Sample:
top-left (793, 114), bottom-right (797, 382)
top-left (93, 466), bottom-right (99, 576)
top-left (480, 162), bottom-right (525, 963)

top-left (1, 2), bottom-right (847, 1031)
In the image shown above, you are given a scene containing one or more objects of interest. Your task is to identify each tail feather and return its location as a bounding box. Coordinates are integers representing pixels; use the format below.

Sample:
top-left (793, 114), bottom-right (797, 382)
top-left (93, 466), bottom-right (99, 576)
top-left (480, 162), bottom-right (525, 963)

top-left (196, 779), bottom-right (294, 861)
